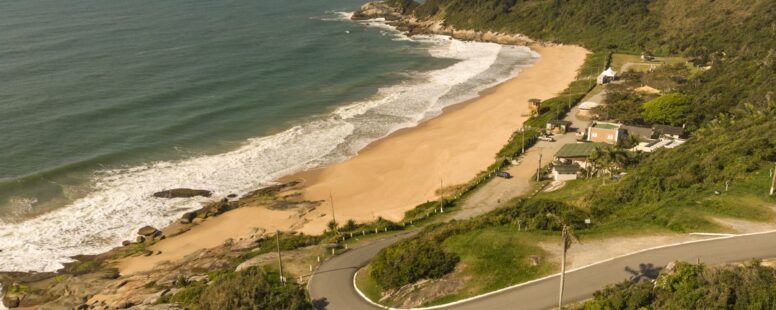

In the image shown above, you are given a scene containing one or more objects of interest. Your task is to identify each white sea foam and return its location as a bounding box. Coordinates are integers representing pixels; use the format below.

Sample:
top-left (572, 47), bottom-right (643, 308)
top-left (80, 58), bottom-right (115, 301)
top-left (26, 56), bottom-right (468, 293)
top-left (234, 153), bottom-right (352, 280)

top-left (0, 13), bottom-right (538, 272)
top-left (0, 284), bottom-right (6, 310)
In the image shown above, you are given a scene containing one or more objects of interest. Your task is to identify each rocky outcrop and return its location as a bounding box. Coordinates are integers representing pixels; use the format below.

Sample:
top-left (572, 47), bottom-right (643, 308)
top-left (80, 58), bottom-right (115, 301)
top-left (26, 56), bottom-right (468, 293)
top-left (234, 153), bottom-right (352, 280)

top-left (153, 188), bottom-right (212, 199)
top-left (0, 181), bottom-right (312, 309)
top-left (352, 1), bottom-right (533, 46)
top-left (351, 2), bottom-right (403, 21)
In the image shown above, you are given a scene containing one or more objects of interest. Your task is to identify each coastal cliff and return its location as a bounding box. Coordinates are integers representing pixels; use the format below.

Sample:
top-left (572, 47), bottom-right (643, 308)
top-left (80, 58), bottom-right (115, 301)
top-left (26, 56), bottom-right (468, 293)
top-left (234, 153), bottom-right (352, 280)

top-left (352, 1), bottom-right (533, 46)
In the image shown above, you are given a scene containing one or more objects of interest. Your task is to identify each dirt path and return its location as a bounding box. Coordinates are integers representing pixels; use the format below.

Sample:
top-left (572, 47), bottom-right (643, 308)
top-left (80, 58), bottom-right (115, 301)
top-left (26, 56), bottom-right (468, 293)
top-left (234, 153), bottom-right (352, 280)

top-left (453, 104), bottom-right (590, 220)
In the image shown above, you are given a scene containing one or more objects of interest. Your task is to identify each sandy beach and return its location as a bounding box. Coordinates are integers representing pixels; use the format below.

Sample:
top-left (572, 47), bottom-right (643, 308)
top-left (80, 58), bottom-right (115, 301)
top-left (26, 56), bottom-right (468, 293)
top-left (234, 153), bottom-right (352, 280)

top-left (293, 44), bottom-right (588, 234)
top-left (117, 44), bottom-right (588, 274)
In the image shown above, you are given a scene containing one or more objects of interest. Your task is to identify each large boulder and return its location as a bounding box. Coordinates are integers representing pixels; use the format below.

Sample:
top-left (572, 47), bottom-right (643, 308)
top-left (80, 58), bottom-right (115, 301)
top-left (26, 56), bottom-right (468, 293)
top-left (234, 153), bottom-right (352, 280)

top-left (137, 226), bottom-right (158, 237)
top-left (153, 188), bottom-right (212, 199)
top-left (2, 295), bottom-right (19, 308)
top-left (207, 198), bottom-right (234, 216)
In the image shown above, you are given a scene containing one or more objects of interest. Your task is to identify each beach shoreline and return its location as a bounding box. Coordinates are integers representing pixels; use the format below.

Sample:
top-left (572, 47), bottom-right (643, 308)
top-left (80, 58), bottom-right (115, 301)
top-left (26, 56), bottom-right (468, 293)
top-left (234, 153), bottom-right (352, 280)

top-left (116, 43), bottom-right (589, 275)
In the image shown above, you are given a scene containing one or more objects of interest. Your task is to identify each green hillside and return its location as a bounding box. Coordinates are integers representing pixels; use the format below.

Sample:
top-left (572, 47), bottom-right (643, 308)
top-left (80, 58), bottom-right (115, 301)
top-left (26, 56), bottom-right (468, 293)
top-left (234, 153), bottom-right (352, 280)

top-left (363, 0), bottom-right (776, 304)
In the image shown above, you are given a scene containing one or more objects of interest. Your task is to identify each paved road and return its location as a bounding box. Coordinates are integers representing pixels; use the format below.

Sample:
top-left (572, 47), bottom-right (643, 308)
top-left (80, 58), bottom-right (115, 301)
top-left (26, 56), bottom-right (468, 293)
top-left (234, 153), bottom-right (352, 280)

top-left (309, 232), bottom-right (417, 310)
top-left (309, 231), bottom-right (776, 310)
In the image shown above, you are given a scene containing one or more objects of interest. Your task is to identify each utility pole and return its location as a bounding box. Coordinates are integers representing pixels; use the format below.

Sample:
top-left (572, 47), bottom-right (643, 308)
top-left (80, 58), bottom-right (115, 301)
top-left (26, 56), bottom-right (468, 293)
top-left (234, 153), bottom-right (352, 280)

top-left (439, 179), bottom-right (444, 212)
top-left (521, 126), bottom-right (525, 154)
top-left (329, 192), bottom-right (337, 232)
top-left (276, 230), bottom-right (285, 285)
top-left (537, 153), bottom-right (543, 182)
top-left (770, 162), bottom-right (776, 196)
top-left (558, 227), bottom-right (568, 309)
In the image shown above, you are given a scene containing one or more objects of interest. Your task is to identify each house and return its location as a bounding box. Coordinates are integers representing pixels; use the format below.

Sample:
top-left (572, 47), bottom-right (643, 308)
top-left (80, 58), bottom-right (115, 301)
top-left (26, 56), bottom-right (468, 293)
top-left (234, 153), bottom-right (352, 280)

top-left (652, 124), bottom-right (686, 139)
top-left (631, 138), bottom-right (686, 152)
top-left (622, 125), bottom-right (654, 140)
top-left (587, 122), bottom-right (626, 144)
top-left (577, 101), bottom-right (600, 119)
top-left (554, 142), bottom-right (603, 168)
top-left (596, 67), bottom-right (616, 85)
top-left (552, 163), bottom-right (582, 181)
top-left (546, 120), bottom-right (572, 134)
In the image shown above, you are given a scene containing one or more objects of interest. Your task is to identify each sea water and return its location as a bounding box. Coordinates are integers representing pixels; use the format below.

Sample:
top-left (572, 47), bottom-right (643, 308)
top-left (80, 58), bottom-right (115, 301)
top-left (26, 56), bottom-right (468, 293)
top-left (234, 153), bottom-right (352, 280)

top-left (0, 0), bottom-right (537, 271)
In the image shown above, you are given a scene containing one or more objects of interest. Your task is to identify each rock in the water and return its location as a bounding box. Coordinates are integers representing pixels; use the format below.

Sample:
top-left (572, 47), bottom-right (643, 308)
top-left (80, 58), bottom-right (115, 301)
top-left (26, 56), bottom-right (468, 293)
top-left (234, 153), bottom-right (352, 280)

top-left (122, 240), bottom-right (131, 246)
top-left (352, 1), bottom-right (403, 21)
top-left (137, 226), bottom-right (158, 237)
top-left (226, 193), bottom-right (238, 199)
top-left (153, 188), bottom-right (212, 199)
top-left (2, 295), bottom-right (20, 308)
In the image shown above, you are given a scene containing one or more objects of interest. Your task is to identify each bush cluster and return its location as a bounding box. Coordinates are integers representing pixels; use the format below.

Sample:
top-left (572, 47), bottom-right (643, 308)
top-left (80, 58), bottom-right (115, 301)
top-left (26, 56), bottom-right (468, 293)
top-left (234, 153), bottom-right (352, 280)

top-left (370, 238), bottom-right (460, 289)
top-left (170, 267), bottom-right (311, 310)
top-left (583, 261), bottom-right (776, 309)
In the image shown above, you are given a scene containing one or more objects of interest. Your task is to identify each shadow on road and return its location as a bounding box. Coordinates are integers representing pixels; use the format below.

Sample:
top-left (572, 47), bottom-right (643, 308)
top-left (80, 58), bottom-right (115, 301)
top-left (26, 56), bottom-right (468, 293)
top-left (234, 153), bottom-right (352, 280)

top-left (312, 297), bottom-right (330, 310)
top-left (625, 263), bottom-right (663, 282)
top-left (314, 266), bottom-right (359, 276)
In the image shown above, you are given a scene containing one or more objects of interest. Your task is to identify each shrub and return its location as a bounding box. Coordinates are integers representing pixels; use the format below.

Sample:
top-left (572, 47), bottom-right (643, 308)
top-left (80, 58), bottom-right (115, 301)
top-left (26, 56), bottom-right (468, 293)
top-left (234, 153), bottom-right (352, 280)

top-left (641, 93), bottom-right (693, 126)
top-left (197, 267), bottom-right (311, 310)
top-left (583, 261), bottom-right (776, 309)
top-left (370, 238), bottom-right (460, 289)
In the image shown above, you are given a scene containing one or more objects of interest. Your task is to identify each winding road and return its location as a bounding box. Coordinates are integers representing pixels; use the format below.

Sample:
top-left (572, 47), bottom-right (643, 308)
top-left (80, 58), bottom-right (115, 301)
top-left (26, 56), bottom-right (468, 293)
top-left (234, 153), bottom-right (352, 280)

top-left (309, 230), bottom-right (776, 310)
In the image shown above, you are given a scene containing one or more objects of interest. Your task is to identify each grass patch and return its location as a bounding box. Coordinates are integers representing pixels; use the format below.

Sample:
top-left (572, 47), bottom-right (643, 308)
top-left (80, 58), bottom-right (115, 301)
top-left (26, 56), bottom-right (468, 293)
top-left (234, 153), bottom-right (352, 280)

top-left (610, 53), bottom-right (689, 73)
top-left (355, 266), bottom-right (383, 304)
top-left (422, 227), bottom-right (556, 306)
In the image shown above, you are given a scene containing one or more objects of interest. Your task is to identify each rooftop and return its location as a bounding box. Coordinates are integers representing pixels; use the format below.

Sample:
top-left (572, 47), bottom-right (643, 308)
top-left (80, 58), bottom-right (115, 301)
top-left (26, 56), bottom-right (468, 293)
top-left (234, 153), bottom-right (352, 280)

top-left (555, 143), bottom-right (603, 158)
top-left (548, 120), bottom-right (572, 125)
top-left (592, 122), bottom-right (621, 130)
top-left (579, 101), bottom-right (600, 110)
top-left (622, 125), bottom-right (653, 138)
top-left (653, 124), bottom-right (685, 136)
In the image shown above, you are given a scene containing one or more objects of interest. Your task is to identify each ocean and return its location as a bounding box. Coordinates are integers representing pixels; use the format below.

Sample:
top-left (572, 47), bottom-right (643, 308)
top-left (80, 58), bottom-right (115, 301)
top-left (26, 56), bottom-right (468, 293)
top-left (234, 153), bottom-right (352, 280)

top-left (0, 0), bottom-right (537, 272)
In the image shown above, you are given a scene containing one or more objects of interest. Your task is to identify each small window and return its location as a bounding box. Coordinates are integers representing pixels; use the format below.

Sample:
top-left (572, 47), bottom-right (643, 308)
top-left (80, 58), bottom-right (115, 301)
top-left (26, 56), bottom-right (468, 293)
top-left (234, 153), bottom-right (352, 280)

top-left (591, 132), bottom-right (598, 137)
top-left (607, 134), bottom-right (614, 140)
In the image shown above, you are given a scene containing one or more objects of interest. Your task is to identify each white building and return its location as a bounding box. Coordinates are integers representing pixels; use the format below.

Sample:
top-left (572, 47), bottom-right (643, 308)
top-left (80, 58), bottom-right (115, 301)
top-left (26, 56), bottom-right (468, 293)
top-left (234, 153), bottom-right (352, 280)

top-left (596, 67), bottom-right (616, 84)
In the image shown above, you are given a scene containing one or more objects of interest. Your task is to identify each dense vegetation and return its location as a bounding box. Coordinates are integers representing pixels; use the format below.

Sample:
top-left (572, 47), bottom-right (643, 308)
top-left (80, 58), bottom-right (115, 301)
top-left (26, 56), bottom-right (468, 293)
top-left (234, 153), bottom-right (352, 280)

top-left (407, 0), bottom-right (776, 127)
top-left (168, 267), bottom-right (311, 310)
top-left (364, 0), bottom-right (776, 301)
top-left (582, 261), bottom-right (776, 309)
top-left (370, 238), bottom-right (460, 289)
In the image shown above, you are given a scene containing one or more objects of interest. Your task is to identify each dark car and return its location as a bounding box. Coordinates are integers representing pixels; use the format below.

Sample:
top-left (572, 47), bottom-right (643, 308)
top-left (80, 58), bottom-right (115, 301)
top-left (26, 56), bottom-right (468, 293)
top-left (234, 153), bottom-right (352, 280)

top-left (496, 171), bottom-right (512, 179)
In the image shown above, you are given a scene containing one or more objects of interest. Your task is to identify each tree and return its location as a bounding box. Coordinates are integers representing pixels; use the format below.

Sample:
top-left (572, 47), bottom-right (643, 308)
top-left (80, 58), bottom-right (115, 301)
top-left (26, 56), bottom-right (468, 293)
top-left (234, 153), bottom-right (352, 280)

top-left (547, 213), bottom-right (580, 309)
top-left (641, 93), bottom-right (693, 126)
top-left (326, 220), bottom-right (338, 233)
top-left (590, 145), bottom-right (629, 182)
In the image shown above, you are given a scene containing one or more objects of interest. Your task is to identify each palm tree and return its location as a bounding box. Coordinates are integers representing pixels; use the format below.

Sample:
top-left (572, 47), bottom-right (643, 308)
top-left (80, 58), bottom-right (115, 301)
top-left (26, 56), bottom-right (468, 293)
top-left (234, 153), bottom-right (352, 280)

top-left (547, 213), bottom-right (580, 309)
top-left (590, 145), bottom-right (628, 183)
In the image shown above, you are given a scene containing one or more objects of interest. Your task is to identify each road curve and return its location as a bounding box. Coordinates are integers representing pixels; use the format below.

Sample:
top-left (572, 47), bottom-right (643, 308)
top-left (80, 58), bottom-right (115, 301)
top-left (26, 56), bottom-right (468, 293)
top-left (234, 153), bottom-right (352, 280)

top-left (309, 232), bottom-right (418, 310)
top-left (309, 230), bottom-right (776, 310)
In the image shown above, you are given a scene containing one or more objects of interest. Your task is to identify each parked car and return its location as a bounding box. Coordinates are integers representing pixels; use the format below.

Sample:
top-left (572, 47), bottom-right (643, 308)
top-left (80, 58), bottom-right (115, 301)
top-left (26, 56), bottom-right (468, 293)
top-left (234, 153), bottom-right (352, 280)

top-left (496, 171), bottom-right (512, 179)
top-left (538, 135), bottom-right (555, 142)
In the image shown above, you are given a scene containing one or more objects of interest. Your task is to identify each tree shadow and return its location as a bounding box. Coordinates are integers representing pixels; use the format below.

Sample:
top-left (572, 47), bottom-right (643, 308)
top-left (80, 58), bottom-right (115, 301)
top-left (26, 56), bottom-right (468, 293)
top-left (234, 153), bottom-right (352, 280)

top-left (312, 297), bottom-right (330, 310)
top-left (625, 263), bottom-right (663, 282)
